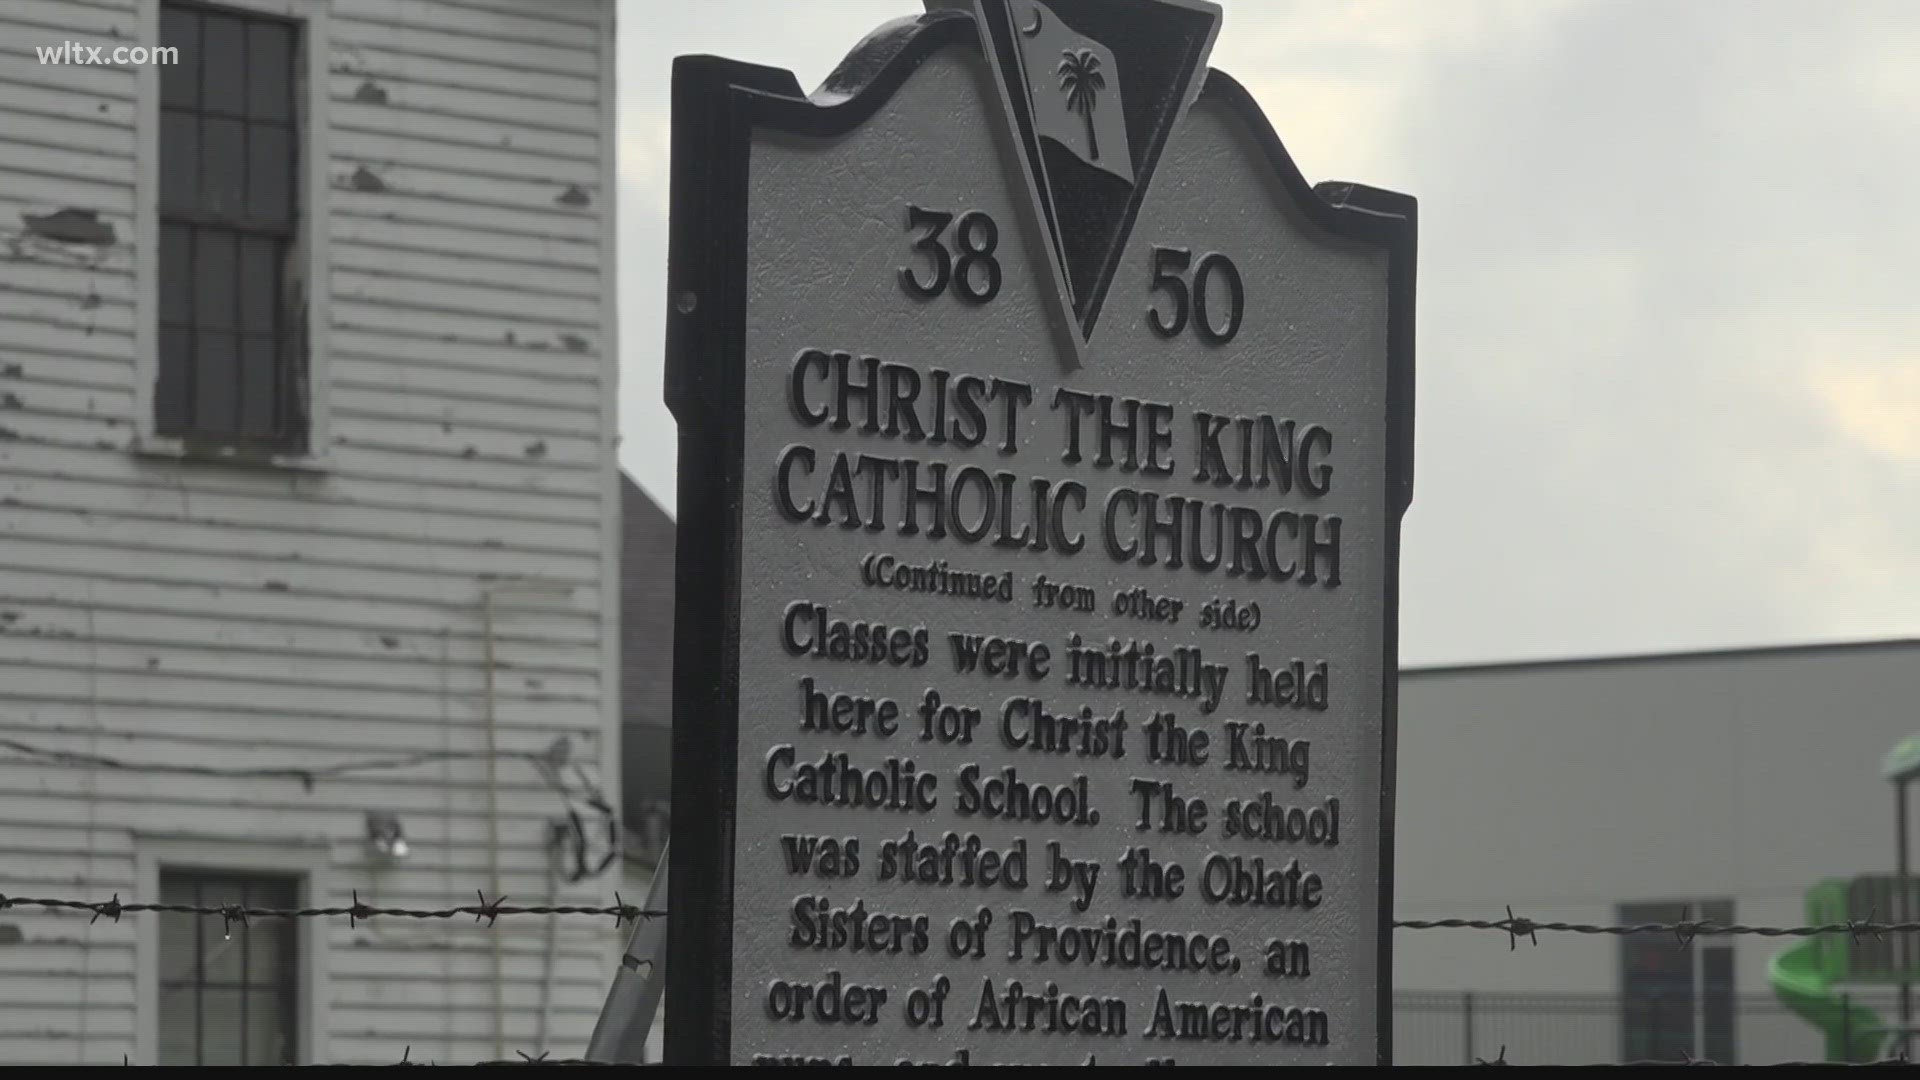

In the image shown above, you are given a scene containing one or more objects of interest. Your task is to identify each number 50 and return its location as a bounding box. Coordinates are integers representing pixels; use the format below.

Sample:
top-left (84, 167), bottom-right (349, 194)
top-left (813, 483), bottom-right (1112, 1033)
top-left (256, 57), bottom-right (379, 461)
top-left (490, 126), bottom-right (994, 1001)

top-left (1146, 246), bottom-right (1244, 345)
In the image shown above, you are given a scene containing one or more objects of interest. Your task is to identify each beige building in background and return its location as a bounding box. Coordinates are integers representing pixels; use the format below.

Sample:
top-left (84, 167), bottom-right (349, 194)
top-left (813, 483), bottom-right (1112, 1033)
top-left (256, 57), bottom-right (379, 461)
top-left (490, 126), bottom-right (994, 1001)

top-left (1393, 638), bottom-right (1920, 1064)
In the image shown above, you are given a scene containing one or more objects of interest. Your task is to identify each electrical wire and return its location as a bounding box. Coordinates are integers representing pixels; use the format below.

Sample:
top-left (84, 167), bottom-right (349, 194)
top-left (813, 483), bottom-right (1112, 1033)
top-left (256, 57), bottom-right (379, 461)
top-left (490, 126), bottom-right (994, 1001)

top-left (0, 736), bottom-right (553, 790)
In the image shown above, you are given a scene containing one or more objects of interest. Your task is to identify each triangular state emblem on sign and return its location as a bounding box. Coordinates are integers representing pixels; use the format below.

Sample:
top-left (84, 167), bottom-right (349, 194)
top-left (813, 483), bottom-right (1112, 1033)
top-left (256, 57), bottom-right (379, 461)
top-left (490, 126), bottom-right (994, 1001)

top-left (949, 0), bottom-right (1222, 367)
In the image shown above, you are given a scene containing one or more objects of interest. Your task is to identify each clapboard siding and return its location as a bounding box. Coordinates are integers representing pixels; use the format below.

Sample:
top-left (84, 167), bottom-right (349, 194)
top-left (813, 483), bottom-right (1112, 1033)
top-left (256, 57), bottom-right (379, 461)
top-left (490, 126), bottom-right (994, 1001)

top-left (0, 512), bottom-right (602, 580)
top-left (332, 215), bottom-right (600, 268)
top-left (333, 270), bottom-right (605, 327)
top-left (0, 78), bottom-right (138, 127)
top-left (0, 711), bottom-right (603, 761)
top-left (0, 946), bottom-right (138, 978)
top-left (0, 0), bottom-right (619, 1065)
top-left (333, 100), bottom-right (598, 161)
top-left (0, 570), bottom-right (601, 634)
top-left (2, 463), bottom-right (603, 539)
top-left (0, 538), bottom-right (602, 610)
top-left (329, 16), bottom-right (588, 78)
top-left (337, 47), bottom-right (597, 106)
top-left (0, 667), bottom-right (598, 723)
top-left (0, 480), bottom-right (605, 551)
top-left (331, 336), bottom-right (604, 384)
top-left (0, 442), bottom-right (608, 521)
top-left (0, 50), bottom-right (139, 97)
top-left (425, 0), bottom-right (600, 27)
top-left (3, 0), bottom-right (134, 36)
top-left (332, 247), bottom-right (601, 298)
top-left (6, 108), bottom-right (138, 155)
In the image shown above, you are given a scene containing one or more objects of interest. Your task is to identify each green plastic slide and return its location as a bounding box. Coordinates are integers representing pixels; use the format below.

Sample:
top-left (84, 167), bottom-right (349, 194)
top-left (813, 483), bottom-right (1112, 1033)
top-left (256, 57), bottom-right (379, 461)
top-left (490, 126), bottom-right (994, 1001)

top-left (1769, 880), bottom-right (1887, 1062)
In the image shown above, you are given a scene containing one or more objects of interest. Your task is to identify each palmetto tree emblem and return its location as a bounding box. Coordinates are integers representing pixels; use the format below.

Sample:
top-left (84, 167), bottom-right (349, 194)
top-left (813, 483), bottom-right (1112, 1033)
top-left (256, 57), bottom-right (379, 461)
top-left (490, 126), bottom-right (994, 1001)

top-left (1057, 48), bottom-right (1107, 161)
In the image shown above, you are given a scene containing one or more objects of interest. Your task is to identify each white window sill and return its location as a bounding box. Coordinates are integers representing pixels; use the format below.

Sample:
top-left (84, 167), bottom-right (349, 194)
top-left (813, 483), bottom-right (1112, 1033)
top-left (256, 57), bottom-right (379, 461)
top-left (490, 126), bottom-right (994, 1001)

top-left (130, 434), bottom-right (334, 474)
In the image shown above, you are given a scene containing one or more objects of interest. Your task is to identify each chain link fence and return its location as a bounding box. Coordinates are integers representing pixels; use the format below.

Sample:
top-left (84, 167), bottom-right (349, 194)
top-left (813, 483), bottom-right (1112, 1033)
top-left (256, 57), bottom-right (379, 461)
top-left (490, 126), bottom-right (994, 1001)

top-left (1396, 989), bottom-right (1912, 1066)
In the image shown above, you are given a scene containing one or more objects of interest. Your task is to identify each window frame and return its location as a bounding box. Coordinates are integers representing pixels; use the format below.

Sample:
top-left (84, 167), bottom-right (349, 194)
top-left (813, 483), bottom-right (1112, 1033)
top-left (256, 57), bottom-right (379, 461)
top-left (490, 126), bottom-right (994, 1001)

top-left (136, 837), bottom-right (331, 1065)
top-left (1618, 897), bottom-right (1735, 1064)
top-left (134, 0), bottom-right (332, 470)
top-left (156, 868), bottom-right (301, 1065)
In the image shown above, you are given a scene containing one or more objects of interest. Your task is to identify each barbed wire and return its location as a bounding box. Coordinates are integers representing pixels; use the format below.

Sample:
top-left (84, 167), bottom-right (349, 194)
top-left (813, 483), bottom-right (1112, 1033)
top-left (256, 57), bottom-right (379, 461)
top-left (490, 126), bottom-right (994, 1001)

top-left (1394, 903), bottom-right (1920, 950)
top-left (11, 892), bottom-right (1920, 947)
top-left (0, 890), bottom-right (663, 932)
top-left (9, 891), bottom-right (1897, 1067)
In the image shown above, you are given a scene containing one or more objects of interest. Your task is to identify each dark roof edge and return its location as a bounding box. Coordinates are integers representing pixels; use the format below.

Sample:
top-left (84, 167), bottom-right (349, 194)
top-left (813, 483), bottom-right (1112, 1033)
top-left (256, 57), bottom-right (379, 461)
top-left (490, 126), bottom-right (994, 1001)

top-left (1404, 637), bottom-right (1920, 679)
top-left (621, 470), bottom-right (676, 524)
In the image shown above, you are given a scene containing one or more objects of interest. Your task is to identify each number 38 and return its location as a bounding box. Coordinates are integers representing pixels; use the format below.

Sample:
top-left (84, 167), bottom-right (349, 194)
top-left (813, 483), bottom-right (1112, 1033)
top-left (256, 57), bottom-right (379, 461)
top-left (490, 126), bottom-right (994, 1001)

top-left (900, 205), bottom-right (1001, 304)
top-left (1147, 246), bottom-right (1244, 345)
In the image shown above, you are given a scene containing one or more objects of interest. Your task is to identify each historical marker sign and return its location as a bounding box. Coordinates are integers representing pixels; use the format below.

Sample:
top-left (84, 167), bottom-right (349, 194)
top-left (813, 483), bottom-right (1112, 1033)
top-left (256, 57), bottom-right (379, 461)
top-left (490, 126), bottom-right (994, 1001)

top-left (665, 0), bottom-right (1414, 1065)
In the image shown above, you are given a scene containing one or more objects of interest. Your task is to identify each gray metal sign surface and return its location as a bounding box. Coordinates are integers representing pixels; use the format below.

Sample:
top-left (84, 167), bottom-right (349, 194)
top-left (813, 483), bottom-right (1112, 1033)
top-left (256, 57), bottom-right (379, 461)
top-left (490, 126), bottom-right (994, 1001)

top-left (664, 1), bottom-right (1414, 1065)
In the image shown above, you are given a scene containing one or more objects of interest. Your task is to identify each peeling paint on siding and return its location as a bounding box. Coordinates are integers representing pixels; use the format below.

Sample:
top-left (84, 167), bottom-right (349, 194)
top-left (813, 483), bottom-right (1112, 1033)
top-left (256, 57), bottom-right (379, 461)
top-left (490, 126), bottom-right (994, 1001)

top-left (347, 165), bottom-right (388, 192)
top-left (20, 208), bottom-right (116, 246)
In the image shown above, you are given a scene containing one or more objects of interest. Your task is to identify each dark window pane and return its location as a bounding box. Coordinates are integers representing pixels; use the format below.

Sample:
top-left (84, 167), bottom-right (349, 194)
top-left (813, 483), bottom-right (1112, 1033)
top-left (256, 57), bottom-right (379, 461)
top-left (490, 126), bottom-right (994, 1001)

top-left (199, 116), bottom-right (246, 217)
top-left (158, 869), bottom-right (299, 1065)
top-left (201, 14), bottom-right (248, 117)
top-left (201, 987), bottom-right (245, 1066)
top-left (193, 230), bottom-right (236, 331)
top-left (161, 222), bottom-right (193, 327)
top-left (156, 328), bottom-right (193, 434)
top-left (238, 236), bottom-right (279, 334)
top-left (1620, 901), bottom-right (1694, 1061)
top-left (249, 875), bottom-right (298, 910)
top-left (155, 5), bottom-right (307, 450)
top-left (244, 903), bottom-right (291, 984)
top-left (160, 111), bottom-right (198, 211)
top-left (246, 123), bottom-right (292, 225)
top-left (160, 7), bottom-right (199, 109)
top-left (159, 872), bottom-right (197, 906)
top-left (201, 925), bottom-right (244, 985)
top-left (239, 336), bottom-right (280, 439)
top-left (194, 331), bottom-right (241, 436)
top-left (158, 983), bottom-right (198, 1066)
top-left (246, 22), bottom-right (292, 122)
top-left (245, 989), bottom-right (292, 1065)
top-left (1703, 947), bottom-right (1735, 1064)
top-left (158, 907), bottom-right (197, 985)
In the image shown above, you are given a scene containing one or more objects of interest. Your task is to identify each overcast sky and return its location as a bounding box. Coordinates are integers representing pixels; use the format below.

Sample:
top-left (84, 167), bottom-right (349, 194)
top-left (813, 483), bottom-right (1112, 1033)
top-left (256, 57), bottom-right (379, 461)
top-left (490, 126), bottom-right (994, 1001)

top-left (613, 0), bottom-right (1917, 666)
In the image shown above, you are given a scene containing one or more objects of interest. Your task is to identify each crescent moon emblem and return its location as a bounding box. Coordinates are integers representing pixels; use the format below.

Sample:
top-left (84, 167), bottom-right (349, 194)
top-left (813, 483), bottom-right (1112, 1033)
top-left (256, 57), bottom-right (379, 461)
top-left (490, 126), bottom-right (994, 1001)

top-left (1020, 5), bottom-right (1043, 36)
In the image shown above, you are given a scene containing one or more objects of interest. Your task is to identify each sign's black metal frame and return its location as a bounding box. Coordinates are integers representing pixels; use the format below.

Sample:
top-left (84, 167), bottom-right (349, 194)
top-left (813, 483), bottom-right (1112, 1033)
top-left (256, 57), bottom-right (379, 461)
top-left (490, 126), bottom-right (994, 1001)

top-left (663, 8), bottom-right (1416, 1065)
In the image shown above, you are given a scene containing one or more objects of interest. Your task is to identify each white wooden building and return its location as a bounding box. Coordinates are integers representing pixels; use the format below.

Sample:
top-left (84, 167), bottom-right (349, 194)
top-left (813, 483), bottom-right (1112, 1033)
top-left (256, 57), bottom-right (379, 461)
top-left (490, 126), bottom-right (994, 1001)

top-left (0, 0), bottom-right (622, 1064)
